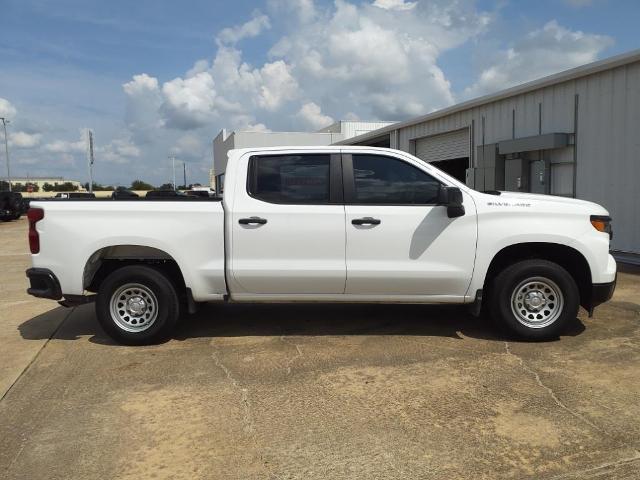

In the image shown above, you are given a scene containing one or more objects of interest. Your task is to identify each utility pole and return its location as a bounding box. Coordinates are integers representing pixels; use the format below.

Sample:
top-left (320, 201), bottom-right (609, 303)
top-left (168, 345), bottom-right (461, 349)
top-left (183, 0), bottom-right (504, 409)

top-left (183, 161), bottom-right (187, 189)
top-left (169, 156), bottom-right (176, 190)
top-left (0, 117), bottom-right (11, 192)
top-left (86, 129), bottom-right (95, 193)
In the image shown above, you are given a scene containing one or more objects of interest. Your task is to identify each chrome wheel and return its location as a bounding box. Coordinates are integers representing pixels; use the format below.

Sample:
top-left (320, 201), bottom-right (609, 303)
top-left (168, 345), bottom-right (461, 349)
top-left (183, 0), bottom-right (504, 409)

top-left (109, 283), bottom-right (158, 332)
top-left (510, 276), bottom-right (564, 329)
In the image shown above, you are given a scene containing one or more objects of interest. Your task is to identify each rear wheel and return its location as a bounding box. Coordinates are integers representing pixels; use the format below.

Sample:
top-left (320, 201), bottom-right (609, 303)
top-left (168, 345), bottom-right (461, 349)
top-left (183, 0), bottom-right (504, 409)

top-left (489, 259), bottom-right (579, 340)
top-left (96, 265), bottom-right (179, 345)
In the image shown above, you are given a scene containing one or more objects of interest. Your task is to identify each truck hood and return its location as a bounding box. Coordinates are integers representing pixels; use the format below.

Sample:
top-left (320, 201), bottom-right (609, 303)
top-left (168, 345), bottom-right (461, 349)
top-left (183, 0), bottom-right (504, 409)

top-left (492, 191), bottom-right (609, 215)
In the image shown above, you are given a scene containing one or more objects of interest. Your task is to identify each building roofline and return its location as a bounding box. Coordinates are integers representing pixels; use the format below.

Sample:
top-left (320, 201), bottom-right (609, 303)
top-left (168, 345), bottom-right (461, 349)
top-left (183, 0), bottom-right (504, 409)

top-left (233, 131), bottom-right (342, 136)
top-left (335, 48), bottom-right (640, 146)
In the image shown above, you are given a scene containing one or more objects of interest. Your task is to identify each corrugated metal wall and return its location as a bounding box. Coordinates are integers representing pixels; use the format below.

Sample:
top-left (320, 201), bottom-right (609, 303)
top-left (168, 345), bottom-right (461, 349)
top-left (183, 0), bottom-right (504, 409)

top-left (574, 62), bottom-right (640, 254)
top-left (388, 60), bottom-right (640, 254)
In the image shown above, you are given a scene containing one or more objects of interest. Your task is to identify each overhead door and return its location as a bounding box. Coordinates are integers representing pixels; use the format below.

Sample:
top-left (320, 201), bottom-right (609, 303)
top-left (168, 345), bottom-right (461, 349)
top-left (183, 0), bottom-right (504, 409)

top-left (414, 128), bottom-right (469, 163)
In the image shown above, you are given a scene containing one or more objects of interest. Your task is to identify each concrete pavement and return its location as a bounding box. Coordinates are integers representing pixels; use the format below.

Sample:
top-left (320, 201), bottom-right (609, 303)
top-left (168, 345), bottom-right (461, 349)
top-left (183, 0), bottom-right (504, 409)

top-left (1, 217), bottom-right (639, 479)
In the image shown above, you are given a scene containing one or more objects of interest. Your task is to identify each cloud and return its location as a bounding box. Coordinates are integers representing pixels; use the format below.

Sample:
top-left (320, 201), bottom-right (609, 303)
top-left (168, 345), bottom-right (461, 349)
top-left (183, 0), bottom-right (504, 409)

top-left (263, 0), bottom-right (490, 119)
top-left (161, 72), bottom-right (219, 129)
top-left (170, 133), bottom-right (204, 158)
top-left (216, 13), bottom-right (271, 45)
top-left (257, 60), bottom-right (299, 110)
top-left (121, 0), bottom-right (492, 141)
top-left (296, 102), bottom-right (334, 129)
top-left (9, 131), bottom-right (42, 148)
top-left (123, 74), bottom-right (163, 140)
top-left (372, 0), bottom-right (417, 11)
top-left (268, 0), bottom-right (317, 24)
top-left (99, 137), bottom-right (141, 164)
top-left (0, 98), bottom-right (17, 119)
top-left (43, 137), bottom-right (85, 153)
top-left (464, 20), bottom-right (613, 98)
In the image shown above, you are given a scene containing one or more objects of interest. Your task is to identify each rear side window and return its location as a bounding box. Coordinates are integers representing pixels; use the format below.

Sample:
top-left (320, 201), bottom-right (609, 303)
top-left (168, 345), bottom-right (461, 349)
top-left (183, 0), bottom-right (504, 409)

top-left (248, 154), bottom-right (331, 204)
top-left (352, 154), bottom-right (441, 204)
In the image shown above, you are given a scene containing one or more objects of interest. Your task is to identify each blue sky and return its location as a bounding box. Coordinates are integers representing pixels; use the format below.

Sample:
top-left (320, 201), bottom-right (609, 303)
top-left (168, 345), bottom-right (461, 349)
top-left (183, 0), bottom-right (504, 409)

top-left (0, 0), bottom-right (638, 186)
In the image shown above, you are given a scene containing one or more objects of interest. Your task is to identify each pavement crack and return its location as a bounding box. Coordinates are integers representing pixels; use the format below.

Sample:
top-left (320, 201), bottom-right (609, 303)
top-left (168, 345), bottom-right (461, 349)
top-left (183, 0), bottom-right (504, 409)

top-left (548, 452), bottom-right (640, 479)
top-left (211, 349), bottom-right (254, 435)
top-left (503, 341), bottom-right (610, 436)
top-left (1, 307), bottom-right (74, 404)
top-left (2, 307), bottom-right (74, 476)
top-left (280, 335), bottom-right (303, 376)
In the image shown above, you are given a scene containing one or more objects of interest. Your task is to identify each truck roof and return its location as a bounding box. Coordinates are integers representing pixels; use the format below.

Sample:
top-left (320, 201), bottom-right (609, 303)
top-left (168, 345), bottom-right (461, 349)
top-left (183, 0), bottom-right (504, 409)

top-left (227, 145), bottom-right (397, 156)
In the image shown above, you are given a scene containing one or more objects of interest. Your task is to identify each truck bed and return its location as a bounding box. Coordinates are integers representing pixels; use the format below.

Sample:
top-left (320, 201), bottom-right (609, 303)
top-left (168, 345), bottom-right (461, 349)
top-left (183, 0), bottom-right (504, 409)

top-left (30, 199), bottom-right (226, 302)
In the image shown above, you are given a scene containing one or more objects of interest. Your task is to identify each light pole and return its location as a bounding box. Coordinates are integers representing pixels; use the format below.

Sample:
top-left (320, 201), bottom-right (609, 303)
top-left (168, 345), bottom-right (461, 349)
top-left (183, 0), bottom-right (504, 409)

top-left (183, 161), bottom-right (187, 189)
top-left (86, 129), bottom-right (95, 193)
top-left (169, 156), bottom-right (176, 190)
top-left (0, 117), bottom-right (11, 192)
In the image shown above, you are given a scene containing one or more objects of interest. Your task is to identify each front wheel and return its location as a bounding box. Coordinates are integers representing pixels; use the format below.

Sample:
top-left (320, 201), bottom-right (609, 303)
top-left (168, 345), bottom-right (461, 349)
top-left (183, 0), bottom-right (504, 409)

top-left (96, 265), bottom-right (180, 345)
top-left (489, 259), bottom-right (579, 340)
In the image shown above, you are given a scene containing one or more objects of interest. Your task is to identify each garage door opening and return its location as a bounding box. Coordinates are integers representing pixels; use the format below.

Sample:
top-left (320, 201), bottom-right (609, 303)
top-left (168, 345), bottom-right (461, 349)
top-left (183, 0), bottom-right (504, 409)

top-left (429, 157), bottom-right (469, 183)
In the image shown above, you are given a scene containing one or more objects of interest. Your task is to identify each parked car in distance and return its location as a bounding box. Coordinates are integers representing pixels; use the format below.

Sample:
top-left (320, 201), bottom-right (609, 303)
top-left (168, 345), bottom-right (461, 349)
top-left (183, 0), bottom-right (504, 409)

top-left (25, 146), bottom-right (616, 345)
top-left (111, 188), bottom-right (139, 199)
top-left (0, 191), bottom-right (27, 221)
top-left (187, 186), bottom-right (216, 197)
top-left (54, 192), bottom-right (96, 199)
top-left (185, 189), bottom-right (213, 198)
top-left (145, 189), bottom-right (187, 198)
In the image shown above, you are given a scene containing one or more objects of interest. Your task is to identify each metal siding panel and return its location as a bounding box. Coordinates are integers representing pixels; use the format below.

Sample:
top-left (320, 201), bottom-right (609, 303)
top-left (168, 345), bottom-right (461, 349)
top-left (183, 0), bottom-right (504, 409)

top-left (576, 64), bottom-right (640, 253)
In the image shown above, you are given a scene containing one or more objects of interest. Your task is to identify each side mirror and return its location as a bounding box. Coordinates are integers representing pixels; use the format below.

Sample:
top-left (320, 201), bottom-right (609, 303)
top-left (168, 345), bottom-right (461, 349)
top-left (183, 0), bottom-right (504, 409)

top-left (437, 186), bottom-right (465, 218)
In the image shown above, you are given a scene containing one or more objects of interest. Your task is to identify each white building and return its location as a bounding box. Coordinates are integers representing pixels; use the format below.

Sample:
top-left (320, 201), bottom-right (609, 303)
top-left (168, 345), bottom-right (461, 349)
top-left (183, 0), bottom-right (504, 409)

top-left (1, 176), bottom-right (85, 191)
top-left (212, 121), bottom-right (393, 192)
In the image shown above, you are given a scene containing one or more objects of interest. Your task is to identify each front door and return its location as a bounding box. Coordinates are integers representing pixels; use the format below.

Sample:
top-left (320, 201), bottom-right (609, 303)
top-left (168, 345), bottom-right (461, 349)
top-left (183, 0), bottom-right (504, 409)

top-left (343, 152), bottom-right (477, 298)
top-left (229, 152), bottom-right (346, 295)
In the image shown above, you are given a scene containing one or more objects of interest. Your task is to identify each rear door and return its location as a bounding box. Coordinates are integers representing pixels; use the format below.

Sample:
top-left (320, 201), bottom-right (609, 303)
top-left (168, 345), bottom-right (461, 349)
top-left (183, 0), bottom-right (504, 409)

top-left (343, 152), bottom-right (477, 298)
top-left (228, 151), bottom-right (346, 296)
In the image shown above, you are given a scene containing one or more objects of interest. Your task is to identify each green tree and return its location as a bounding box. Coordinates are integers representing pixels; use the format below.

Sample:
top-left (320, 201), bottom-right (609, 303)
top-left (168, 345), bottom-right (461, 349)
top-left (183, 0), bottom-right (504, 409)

top-left (84, 181), bottom-right (114, 191)
top-left (0, 180), bottom-right (9, 191)
top-left (42, 182), bottom-right (55, 192)
top-left (53, 182), bottom-right (79, 192)
top-left (157, 183), bottom-right (174, 190)
top-left (130, 179), bottom-right (155, 190)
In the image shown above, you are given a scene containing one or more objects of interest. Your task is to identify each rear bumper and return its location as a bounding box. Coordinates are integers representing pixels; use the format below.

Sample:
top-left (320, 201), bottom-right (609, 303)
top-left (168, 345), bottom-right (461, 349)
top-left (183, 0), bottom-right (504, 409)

top-left (26, 268), bottom-right (62, 300)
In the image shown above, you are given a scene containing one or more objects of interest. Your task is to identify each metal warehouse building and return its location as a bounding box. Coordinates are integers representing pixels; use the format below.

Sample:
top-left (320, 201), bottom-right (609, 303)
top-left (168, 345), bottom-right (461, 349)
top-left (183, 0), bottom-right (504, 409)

top-left (337, 49), bottom-right (640, 260)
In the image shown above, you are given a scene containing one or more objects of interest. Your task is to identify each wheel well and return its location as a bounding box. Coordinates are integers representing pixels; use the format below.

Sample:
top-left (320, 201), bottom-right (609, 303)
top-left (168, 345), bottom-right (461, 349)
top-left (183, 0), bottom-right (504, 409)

top-left (84, 245), bottom-right (186, 296)
top-left (484, 243), bottom-right (592, 307)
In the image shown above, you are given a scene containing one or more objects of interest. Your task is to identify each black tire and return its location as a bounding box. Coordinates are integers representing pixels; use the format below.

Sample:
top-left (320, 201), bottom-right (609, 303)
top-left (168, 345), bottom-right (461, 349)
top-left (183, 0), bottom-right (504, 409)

top-left (96, 265), bottom-right (180, 345)
top-left (489, 259), bottom-right (579, 340)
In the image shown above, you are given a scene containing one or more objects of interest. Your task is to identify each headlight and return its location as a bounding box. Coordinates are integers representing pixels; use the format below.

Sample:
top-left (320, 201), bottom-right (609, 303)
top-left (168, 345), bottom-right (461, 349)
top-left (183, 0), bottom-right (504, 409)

top-left (590, 215), bottom-right (612, 239)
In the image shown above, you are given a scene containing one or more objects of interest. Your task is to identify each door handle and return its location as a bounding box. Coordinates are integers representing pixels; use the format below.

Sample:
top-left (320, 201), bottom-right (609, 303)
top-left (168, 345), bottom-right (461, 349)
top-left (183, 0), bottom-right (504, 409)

top-left (239, 216), bottom-right (267, 225)
top-left (352, 217), bottom-right (381, 226)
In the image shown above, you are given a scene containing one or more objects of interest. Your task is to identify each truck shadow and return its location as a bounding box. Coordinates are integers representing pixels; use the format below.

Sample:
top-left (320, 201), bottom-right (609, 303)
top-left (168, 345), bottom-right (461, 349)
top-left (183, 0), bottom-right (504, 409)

top-left (18, 303), bottom-right (586, 345)
top-left (174, 303), bottom-right (586, 343)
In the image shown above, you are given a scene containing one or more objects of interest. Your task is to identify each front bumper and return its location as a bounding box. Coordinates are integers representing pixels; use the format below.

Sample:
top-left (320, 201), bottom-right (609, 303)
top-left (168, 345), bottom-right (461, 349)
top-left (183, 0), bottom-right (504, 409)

top-left (26, 268), bottom-right (62, 300)
top-left (586, 275), bottom-right (617, 316)
top-left (591, 277), bottom-right (617, 308)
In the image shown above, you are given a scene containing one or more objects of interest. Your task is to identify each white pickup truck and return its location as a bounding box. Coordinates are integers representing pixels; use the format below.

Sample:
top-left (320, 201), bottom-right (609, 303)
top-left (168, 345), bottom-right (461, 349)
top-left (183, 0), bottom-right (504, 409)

top-left (25, 146), bottom-right (616, 344)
